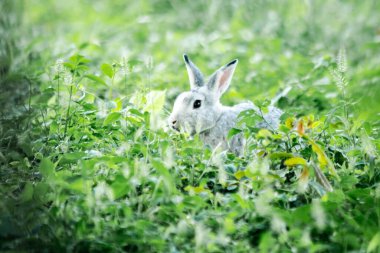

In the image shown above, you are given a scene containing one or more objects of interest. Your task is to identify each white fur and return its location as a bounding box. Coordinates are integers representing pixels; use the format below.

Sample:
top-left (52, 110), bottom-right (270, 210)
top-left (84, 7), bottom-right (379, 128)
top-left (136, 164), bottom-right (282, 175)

top-left (168, 55), bottom-right (282, 156)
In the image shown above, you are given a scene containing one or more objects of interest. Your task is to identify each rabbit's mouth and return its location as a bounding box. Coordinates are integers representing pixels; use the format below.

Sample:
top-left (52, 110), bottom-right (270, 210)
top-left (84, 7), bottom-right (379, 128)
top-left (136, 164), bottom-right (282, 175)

top-left (171, 125), bottom-right (180, 132)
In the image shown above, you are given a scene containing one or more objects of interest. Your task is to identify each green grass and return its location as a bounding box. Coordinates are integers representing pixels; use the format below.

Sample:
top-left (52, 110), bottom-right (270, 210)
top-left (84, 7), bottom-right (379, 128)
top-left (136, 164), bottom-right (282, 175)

top-left (1, 0), bottom-right (379, 252)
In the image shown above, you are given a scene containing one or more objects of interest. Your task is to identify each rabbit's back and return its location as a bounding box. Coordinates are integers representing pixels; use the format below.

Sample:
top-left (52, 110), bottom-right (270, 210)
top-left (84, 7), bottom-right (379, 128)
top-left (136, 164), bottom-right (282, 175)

top-left (200, 102), bottom-right (254, 155)
top-left (200, 102), bottom-right (282, 156)
top-left (257, 106), bottom-right (283, 130)
top-left (231, 101), bottom-right (256, 113)
top-left (232, 102), bottom-right (282, 130)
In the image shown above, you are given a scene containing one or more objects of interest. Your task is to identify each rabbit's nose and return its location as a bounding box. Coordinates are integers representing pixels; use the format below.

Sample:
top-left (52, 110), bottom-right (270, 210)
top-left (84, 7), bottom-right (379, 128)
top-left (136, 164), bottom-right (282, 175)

top-left (170, 119), bottom-right (179, 131)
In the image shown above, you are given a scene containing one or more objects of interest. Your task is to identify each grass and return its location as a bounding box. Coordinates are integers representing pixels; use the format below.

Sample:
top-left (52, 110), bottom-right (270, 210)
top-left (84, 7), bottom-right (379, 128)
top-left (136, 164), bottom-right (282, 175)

top-left (1, 0), bottom-right (379, 252)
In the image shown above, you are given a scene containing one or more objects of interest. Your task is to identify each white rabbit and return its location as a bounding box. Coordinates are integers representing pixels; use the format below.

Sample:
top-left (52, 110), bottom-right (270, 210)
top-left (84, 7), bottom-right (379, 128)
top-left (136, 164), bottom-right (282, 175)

top-left (168, 55), bottom-right (283, 156)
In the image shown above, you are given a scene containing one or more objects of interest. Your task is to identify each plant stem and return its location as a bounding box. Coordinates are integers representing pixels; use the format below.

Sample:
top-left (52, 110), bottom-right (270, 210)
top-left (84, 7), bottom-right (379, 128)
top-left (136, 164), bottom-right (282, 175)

top-left (26, 77), bottom-right (32, 129)
top-left (191, 164), bottom-right (194, 186)
top-left (109, 74), bottom-right (114, 99)
top-left (40, 109), bottom-right (49, 139)
top-left (28, 78), bottom-right (32, 113)
top-left (64, 85), bottom-right (73, 138)
top-left (57, 73), bottom-right (60, 110)
top-left (123, 57), bottom-right (127, 93)
top-left (259, 108), bottom-right (275, 132)
top-left (57, 72), bottom-right (62, 138)
top-left (342, 88), bottom-right (348, 121)
top-left (145, 57), bottom-right (152, 163)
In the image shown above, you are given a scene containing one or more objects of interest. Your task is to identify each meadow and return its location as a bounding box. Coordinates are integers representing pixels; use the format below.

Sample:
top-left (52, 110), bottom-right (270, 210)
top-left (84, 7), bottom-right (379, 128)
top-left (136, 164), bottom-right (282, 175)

top-left (1, 0), bottom-right (379, 252)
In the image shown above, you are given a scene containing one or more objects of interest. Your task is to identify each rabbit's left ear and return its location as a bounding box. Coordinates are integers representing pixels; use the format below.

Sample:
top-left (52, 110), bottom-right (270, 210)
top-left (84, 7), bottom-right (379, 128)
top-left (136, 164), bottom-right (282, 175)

top-left (183, 54), bottom-right (204, 89)
top-left (208, 59), bottom-right (238, 96)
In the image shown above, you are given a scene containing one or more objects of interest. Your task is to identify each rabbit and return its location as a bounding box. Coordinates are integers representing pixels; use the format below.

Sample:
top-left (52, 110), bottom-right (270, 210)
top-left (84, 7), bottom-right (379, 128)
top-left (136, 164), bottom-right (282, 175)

top-left (168, 54), bottom-right (283, 156)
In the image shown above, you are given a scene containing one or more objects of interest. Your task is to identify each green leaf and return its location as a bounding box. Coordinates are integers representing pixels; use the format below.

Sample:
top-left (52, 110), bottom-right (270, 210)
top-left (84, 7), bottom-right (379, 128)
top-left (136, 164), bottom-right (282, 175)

top-left (325, 189), bottom-right (345, 204)
top-left (368, 232), bottom-right (380, 252)
top-left (19, 182), bottom-right (34, 203)
top-left (361, 129), bottom-right (377, 158)
top-left (66, 176), bottom-right (86, 193)
top-left (152, 158), bottom-right (176, 194)
top-left (128, 108), bottom-right (144, 117)
top-left (60, 152), bottom-right (87, 164)
top-left (63, 62), bottom-right (75, 70)
top-left (111, 175), bottom-right (130, 199)
top-left (33, 182), bottom-right (51, 203)
top-left (340, 175), bottom-right (359, 190)
top-left (69, 54), bottom-right (90, 64)
top-left (237, 109), bottom-right (262, 127)
top-left (36, 88), bottom-right (55, 105)
top-left (227, 128), bottom-right (242, 140)
top-left (39, 158), bottom-right (55, 178)
top-left (259, 232), bottom-right (276, 253)
top-left (103, 112), bottom-right (122, 126)
top-left (224, 217), bottom-right (236, 234)
top-left (234, 194), bottom-right (250, 209)
top-left (101, 63), bottom-right (114, 78)
top-left (85, 74), bottom-right (108, 86)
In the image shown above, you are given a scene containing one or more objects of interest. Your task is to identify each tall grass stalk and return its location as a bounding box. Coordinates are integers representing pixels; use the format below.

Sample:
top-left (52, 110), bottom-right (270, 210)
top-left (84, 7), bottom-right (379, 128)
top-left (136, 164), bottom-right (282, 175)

top-left (64, 85), bottom-right (73, 138)
top-left (123, 57), bottom-right (128, 94)
top-left (145, 56), bottom-right (153, 163)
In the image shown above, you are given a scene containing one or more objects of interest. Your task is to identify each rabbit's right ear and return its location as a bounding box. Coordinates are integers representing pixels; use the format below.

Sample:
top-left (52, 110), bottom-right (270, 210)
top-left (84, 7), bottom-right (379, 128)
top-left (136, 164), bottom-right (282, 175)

top-left (183, 54), bottom-right (204, 89)
top-left (207, 59), bottom-right (238, 97)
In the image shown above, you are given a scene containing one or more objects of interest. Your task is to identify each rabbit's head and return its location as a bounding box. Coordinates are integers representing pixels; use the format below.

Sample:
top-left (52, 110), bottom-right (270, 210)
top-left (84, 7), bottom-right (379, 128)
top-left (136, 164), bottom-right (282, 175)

top-left (168, 55), bottom-right (238, 135)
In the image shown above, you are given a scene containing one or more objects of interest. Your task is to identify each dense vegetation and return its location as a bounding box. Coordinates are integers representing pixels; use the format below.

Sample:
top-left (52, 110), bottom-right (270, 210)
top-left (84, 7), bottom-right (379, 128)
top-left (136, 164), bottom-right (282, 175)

top-left (1, 0), bottom-right (379, 252)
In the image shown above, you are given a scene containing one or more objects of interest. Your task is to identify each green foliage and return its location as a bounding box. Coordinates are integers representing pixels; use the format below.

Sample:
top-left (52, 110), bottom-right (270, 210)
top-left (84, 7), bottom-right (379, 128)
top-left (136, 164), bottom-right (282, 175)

top-left (1, 0), bottom-right (379, 252)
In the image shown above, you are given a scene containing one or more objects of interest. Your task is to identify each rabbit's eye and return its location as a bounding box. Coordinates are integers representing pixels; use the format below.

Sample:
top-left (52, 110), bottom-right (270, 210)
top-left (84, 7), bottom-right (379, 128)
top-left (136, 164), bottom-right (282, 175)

top-left (193, 100), bottom-right (202, 109)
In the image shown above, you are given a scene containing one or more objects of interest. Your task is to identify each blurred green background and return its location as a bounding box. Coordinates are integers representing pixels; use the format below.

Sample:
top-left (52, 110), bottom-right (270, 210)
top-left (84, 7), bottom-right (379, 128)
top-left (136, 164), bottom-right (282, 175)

top-left (3, 0), bottom-right (380, 117)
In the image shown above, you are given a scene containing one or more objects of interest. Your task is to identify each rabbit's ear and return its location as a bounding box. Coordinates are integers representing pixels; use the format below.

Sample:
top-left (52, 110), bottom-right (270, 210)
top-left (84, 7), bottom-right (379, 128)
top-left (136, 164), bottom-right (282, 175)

top-left (183, 54), bottom-right (204, 89)
top-left (208, 59), bottom-right (238, 96)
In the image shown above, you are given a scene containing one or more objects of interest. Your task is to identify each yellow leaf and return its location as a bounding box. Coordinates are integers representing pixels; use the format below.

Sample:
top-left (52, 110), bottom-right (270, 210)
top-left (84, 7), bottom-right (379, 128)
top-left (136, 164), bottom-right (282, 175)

top-left (193, 186), bottom-right (205, 194)
top-left (311, 141), bottom-right (328, 167)
top-left (257, 150), bottom-right (267, 157)
top-left (298, 166), bottom-right (310, 193)
top-left (309, 138), bottom-right (329, 168)
top-left (311, 121), bottom-right (322, 129)
top-left (297, 120), bottom-right (305, 136)
top-left (234, 170), bottom-right (245, 180)
top-left (308, 137), bottom-right (339, 179)
top-left (257, 129), bottom-right (272, 138)
top-left (111, 98), bottom-right (123, 112)
top-left (285, 117), bottom-right (295, 129)
top-left (185, 185), bottom-right (208, 194)
top-left (284, 157), bottom-right (307, 166)
top-left (269, 152), bottom-right (294, 160)
top-left (262, 139), bottom-right (271, 146)
top-left (299, 166), bottom-right (310, 181)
